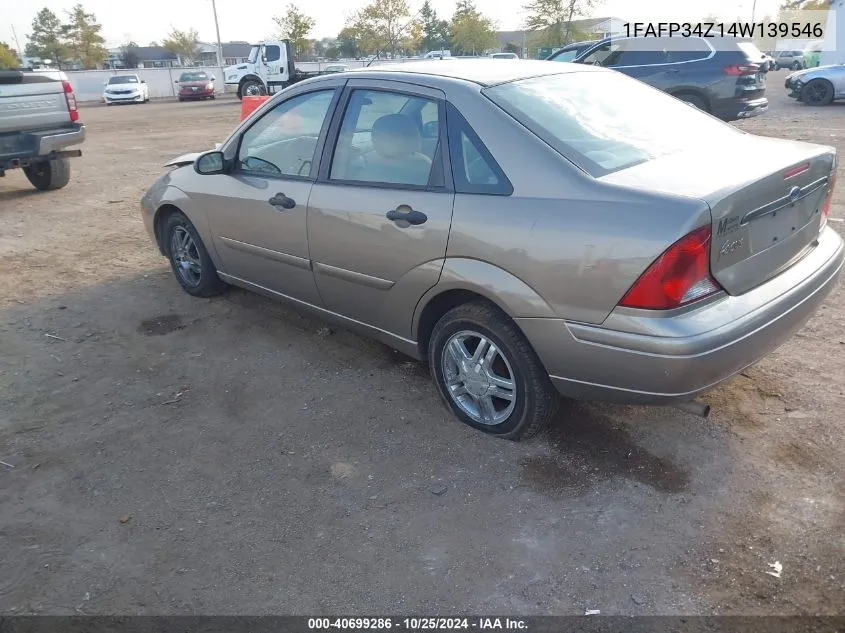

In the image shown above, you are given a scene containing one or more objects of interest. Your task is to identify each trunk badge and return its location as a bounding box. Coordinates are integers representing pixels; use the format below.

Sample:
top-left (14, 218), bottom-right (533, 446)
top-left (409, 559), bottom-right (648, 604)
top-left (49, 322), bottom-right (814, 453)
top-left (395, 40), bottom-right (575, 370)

top-left (788, 186), bottom-right (801, 203)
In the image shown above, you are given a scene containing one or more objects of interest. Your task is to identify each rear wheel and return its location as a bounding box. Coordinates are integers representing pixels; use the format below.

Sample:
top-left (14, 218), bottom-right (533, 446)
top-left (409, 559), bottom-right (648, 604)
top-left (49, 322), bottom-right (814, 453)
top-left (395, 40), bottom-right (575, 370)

top-left (792, 61), bottom-right (802, 70)
top-left (23, 157), bottom-right (71, 191)
top-left (675, 92), bottom-right (708, 112)
top-left (429, 301), bottom-right (559, 440)
top-left (801, 79), bottom-right (834, 106)
top-left (163, 211), bottom-right (226, 297)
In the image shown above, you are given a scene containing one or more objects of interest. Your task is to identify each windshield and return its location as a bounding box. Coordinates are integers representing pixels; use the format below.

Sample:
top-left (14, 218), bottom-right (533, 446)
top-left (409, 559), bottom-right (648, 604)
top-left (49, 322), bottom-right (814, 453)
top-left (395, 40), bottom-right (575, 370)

top-left (179, 72), bottom-right (208, 81)
top-left (484, 71), bottom-right (742, 177)
top-left (248, 45), bottom-right (260, 63)
top-left (109, 76), bottom-right (138, 84)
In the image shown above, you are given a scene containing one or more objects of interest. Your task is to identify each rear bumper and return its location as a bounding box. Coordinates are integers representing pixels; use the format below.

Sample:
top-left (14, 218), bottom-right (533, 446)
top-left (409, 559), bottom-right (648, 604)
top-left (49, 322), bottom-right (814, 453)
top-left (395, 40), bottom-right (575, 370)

top-left (713, 96), bottom-right (769, 121)
top-left (517, 227), bottom-right (844, 405)
top-left (0, 123), bottom-right (85, 166)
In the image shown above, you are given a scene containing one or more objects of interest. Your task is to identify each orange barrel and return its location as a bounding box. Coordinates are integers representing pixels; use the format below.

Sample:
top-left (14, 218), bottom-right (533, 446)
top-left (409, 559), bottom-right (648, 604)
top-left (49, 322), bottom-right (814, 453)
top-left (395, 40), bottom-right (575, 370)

top-left (240, 95), bottom-right (271, 120)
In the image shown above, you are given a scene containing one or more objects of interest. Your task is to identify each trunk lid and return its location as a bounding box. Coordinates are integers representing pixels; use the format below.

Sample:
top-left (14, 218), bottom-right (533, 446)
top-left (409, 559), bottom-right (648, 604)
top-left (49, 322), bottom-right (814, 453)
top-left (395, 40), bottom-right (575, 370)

top-left (601, 135), bottom-right (835, 296)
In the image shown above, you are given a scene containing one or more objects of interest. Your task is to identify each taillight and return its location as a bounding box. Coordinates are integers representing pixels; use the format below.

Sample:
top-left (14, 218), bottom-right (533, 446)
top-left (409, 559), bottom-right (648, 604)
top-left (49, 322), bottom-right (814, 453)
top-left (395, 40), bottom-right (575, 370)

top-left (724, 64), bottom-right (759, 76)
top-left (62, 80), bottom-right (79, 122)
top-left (619, 225), bottom-right (722, 310)
top-left (821, 169), bottom-right (836, 231)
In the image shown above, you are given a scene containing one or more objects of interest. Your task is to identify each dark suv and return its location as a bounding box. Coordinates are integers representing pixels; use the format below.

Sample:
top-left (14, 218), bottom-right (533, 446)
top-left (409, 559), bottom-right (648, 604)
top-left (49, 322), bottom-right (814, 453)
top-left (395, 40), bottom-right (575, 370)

top-left (546, 36), bottom-right (769, 122)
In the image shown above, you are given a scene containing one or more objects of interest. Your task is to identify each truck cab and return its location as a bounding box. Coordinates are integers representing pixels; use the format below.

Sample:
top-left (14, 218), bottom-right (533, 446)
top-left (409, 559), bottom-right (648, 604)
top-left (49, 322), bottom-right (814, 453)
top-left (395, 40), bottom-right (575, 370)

top-left (223, 40), bottom-right (298, 99)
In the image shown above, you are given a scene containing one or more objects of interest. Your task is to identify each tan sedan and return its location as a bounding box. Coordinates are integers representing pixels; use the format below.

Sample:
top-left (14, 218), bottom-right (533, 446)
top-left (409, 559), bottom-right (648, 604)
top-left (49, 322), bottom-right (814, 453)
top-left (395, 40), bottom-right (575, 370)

top-left (141, 60), bottom-right (843, 439)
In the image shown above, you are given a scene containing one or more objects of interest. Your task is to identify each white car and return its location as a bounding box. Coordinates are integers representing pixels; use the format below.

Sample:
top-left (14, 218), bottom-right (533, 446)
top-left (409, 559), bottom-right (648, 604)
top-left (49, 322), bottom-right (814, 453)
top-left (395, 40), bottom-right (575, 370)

top-left (103, 74), bottom-right (150, 105)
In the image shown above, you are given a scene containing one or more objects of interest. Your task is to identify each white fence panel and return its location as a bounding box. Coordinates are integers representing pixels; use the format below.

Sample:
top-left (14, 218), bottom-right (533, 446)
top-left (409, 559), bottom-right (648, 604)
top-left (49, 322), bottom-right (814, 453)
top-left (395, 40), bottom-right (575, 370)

top-left (66, 59), bottom-right (410, 103)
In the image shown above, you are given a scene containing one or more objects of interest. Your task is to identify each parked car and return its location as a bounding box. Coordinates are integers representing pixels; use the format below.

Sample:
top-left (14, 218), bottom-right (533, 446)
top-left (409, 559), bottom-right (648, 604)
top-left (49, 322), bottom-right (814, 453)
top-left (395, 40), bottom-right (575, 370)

top-left (804, 41), bottom-right (824, 69)
top-left (0, 68), bottom-right (84, 190)
top-left (548, 35), bottom-right (769, 121)
top-left (785, 64), bottom-right (845, 105)
top-left (141, 60), bottom-right (843, 439)
top-left (543, 39), bottom-right (600, 62)
top-left (175, 70), bottom-right (216, 101)
top-left (323, 64), bottom-right (350, 74)
top-left (491, 52), bottom-right (519, 59)
top-left (102, 74), bottom-right (150, 105)
top-left (773, 49), bottom-right (806, 70)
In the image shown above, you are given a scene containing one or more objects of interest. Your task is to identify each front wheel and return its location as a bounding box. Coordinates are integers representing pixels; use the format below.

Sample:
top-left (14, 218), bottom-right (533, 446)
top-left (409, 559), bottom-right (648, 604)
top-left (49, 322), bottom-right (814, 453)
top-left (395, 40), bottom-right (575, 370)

top-left (429, 302), bottom-right (559, 440)
top-left (240, 79), bottom-right (265, 98)
top-left (163, 211), bottom-right (226, 297)
top-left (23, 157), bottom-right (71, 191)
top-left (801, 78), bottom-right (834, 106)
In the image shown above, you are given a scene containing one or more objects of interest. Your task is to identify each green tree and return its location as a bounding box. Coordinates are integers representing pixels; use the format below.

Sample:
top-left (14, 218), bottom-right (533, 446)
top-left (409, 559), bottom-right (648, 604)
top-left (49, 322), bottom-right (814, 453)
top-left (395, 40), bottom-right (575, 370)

top-left (348, 0), bottom-right (412, 56)
top-left (273, 4), bottom-right (316, 58)
top-left (24, 8), bottom-right (67, 67)
top-left (523, 0), bottom-right (595, 47)
top-left (0, 41), bottom-right (20, 69)
top-left (336, 26), bottom-right (361, 58)
top-left (163, 28), bottom-right (201, 65)
top-left (420, 0), bottom-right (450, 52)
top-left (120, 41), bottom-right (140, 68)
top-left (62, 4), bottom-right (107, 68)
top-left (450, 0), bottom-right (497, 55)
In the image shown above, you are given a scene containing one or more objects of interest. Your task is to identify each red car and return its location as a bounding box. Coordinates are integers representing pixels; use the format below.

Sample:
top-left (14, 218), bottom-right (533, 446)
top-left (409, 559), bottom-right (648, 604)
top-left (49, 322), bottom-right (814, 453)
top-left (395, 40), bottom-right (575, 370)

top-left (175, 71), bottom-right (216, 101)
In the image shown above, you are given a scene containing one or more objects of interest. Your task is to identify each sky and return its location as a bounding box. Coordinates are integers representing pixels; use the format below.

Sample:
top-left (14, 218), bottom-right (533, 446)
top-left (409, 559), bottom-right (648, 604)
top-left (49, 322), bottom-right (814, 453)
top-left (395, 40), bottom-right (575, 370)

top-left (1, 0), bottom-right (786, 50)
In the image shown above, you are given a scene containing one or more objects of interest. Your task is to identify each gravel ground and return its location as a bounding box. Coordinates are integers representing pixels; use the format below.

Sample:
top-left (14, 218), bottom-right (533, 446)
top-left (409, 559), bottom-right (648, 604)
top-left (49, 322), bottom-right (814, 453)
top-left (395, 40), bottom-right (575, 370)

top-left (0, 72), bottom-right (843, 615)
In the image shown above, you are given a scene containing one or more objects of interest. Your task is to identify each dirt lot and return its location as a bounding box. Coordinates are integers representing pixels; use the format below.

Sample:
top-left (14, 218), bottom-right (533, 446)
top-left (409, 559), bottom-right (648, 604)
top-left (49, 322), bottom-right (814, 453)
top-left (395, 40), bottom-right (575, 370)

top-left (1, 72), bottom-right (843, 615)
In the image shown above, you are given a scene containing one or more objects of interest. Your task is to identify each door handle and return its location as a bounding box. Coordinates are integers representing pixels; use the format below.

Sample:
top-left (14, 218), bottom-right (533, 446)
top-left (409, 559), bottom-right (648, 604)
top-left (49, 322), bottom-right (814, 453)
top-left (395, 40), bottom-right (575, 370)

top-left (268, 192), bottom-right (296, 210)
top-left (386, 206), bottom-right (427, 226)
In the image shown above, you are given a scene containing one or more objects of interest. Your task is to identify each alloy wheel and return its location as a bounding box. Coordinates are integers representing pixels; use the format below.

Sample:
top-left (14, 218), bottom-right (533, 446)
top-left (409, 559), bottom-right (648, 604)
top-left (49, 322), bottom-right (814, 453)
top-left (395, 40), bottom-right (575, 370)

top-left (170, 226), bottom-right (202, 287)
top-left (441, 330), bottom-right (517, 426)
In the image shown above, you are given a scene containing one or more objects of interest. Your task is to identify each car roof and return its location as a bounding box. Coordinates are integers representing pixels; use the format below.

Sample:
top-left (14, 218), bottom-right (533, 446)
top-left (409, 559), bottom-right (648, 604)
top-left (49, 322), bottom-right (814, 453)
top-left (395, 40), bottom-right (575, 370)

top-left (343, 58), bottom-right (604, 87)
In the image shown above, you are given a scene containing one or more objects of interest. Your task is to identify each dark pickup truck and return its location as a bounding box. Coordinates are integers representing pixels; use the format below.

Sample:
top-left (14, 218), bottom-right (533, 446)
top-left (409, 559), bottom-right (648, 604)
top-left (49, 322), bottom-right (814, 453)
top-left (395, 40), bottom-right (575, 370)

top-left (0, 68), bottom-right (85, 190)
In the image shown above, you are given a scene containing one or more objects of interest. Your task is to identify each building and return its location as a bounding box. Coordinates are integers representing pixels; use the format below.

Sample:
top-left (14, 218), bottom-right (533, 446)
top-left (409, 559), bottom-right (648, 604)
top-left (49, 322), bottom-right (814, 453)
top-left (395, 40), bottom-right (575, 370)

top-left (196, 41), bottom-right (253, 66)
top-left (497, 16), bottom-right (627, 54)
top-left (106, 46), bottom-right (179, 68)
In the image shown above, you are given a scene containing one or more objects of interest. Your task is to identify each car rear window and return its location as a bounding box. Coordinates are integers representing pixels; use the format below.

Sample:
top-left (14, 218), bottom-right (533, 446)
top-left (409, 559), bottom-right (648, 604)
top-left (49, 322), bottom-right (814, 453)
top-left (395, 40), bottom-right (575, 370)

top-left (484, 70), bottom-right (742, 177)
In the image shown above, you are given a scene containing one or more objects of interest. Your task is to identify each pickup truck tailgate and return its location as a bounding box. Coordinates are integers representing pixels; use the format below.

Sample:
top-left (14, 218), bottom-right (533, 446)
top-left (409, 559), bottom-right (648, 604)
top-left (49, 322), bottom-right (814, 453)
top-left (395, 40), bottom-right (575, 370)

top-left (0, 73), bottom-right (70, 134)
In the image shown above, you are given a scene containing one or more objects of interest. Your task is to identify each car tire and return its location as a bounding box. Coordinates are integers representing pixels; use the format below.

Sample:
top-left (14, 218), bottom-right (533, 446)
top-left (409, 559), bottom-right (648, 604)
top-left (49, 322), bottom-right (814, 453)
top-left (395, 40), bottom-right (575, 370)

top-left (428, 301), bottom-right (559, 440)
top-left (793, 61), bottom-right (801, 70)
top-left (675, 92), bottom-right (708, 112)
top-left (163, 211), bottom-right (227, 298)
top-left (801, 78), bottom-right (834, 106)
top-left (178, 97), bottom-right (184, 102)
top-left (23, 157), bottom-right (71, 191)
top-left (240, 79), bottom-right (265, 99)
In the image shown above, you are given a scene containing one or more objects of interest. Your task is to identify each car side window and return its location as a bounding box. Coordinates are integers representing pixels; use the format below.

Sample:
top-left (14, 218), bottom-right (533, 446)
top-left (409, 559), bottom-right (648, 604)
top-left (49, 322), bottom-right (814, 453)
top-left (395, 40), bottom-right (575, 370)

top-left (580, 42), bottom-right (623, 67)
top-left (446, 103), bottom-right (512, 196)
top-left (237, 89), bottom-right (335, 178)
top-left (551, 49), bottom-right (579, 62)
top-left (330, 89), bottom-right (441, 187)
top-left (264, 45), bottom-right (281, 62)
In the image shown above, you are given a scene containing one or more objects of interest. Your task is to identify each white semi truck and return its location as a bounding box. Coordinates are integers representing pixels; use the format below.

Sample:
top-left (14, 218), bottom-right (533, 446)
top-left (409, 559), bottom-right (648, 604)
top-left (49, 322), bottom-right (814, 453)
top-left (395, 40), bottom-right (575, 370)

top-left (223, 40), bottom-right (324, 99)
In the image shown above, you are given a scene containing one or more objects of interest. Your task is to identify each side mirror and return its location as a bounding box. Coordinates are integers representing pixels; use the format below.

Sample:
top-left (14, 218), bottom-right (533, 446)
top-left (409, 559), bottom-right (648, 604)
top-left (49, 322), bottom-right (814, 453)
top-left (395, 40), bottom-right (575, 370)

top-left (141, 80), bottom-right (146, 84)
top-left (174, 80), bottom-right (179, 83)
top-left (195, 151), bottom-right (226, 175)
top-left (210, 75), bottom-right (215, 81)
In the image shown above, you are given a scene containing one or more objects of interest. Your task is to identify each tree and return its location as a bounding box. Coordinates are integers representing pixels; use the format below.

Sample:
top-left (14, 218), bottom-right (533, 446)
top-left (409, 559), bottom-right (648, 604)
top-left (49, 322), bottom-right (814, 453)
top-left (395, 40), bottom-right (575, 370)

top-left (347, 0), bottom-right (412, 57)
top-left (450, 0), bottom-right (498, 55)
top-left (420, 0), bottom-right (450, 52)
top-left (336, 26), bottom-right (361, 58)
top-left (62, 4), bottom-right (107, 69)
top-left (523, 0), bottom-right (595, 47)
top-left (0, 41), bottom-right (20, 69)
top-left (25, 8), bottom-right (67, 67)
top-left (273, 3), bottom-right (316, 57)
top-left (121, 41), bottom-right (140, 68)
top-left (163, 28), bottom-right (200, 65)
